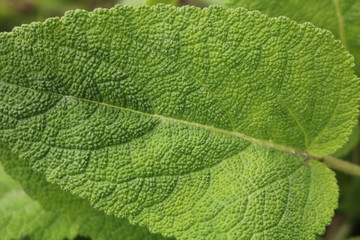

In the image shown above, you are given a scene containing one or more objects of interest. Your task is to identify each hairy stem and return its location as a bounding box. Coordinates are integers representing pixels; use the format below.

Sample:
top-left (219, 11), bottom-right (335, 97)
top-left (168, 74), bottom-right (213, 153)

top-left (321, 156), bottom-right (360, 177)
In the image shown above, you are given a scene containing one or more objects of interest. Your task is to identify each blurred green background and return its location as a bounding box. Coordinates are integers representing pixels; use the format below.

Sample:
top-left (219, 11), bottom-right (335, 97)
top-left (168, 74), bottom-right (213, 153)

top-left (1, 0), bottom-right (359, 240)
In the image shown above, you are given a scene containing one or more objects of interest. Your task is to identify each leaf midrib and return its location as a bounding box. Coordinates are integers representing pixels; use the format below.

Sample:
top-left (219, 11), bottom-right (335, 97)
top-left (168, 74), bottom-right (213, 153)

top-left (0, 80), bottom-right (318, 160)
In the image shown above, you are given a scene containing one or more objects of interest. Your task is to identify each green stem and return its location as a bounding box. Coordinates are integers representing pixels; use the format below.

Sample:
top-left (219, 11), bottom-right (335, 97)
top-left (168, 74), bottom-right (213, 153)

top-left (321, 156), bottom-right (360, 177)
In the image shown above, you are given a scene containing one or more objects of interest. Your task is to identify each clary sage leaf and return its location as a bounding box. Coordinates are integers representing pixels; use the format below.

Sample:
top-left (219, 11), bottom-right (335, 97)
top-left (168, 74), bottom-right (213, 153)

top-left (226, 0), bottom-right (360, 75)
top-left (0, 5), bottom-right (358, 239)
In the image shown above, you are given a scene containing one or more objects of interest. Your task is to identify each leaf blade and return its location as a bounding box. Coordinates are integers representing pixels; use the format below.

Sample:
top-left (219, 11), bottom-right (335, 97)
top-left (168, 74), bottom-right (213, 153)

top-left (0, 5), bottom-right (357, 239)
top-left (226, 0), bottom-right (360, 76)
top-left (0, 147), bottom-right (169, 240)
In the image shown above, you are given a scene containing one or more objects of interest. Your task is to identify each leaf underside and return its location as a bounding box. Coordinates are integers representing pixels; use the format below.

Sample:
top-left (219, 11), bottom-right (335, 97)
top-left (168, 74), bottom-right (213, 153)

top-left (0, 4), bottom-right (358, 239)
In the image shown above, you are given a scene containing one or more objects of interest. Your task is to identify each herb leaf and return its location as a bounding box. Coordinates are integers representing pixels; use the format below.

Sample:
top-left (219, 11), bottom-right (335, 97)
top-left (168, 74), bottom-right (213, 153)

top-left (0, 5), bottom-right (357, 239)
top-left (226, 0), bottom-right (360, 75)
top-left (0, 146), bottom-right (168, 240)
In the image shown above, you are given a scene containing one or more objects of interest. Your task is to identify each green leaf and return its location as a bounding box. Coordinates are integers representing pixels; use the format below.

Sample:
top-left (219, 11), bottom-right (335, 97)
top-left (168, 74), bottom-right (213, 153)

top-left (0, 145), bottom-right (338, 240)
top-left (226, 0), bottom-right (360, 75)
top-left (0, 146), bottom-right (168, 240)
top-left (0, 4), bottom-right (357, 239)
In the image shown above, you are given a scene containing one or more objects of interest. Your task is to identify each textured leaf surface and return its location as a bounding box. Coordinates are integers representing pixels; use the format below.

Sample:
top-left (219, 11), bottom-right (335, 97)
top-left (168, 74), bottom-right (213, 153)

top-left (0, 146), bottom-right (168, 240)
top-left (0, 4), bottom-right (357, 239)
top-left (226, 0), bottom-right (360, 75)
